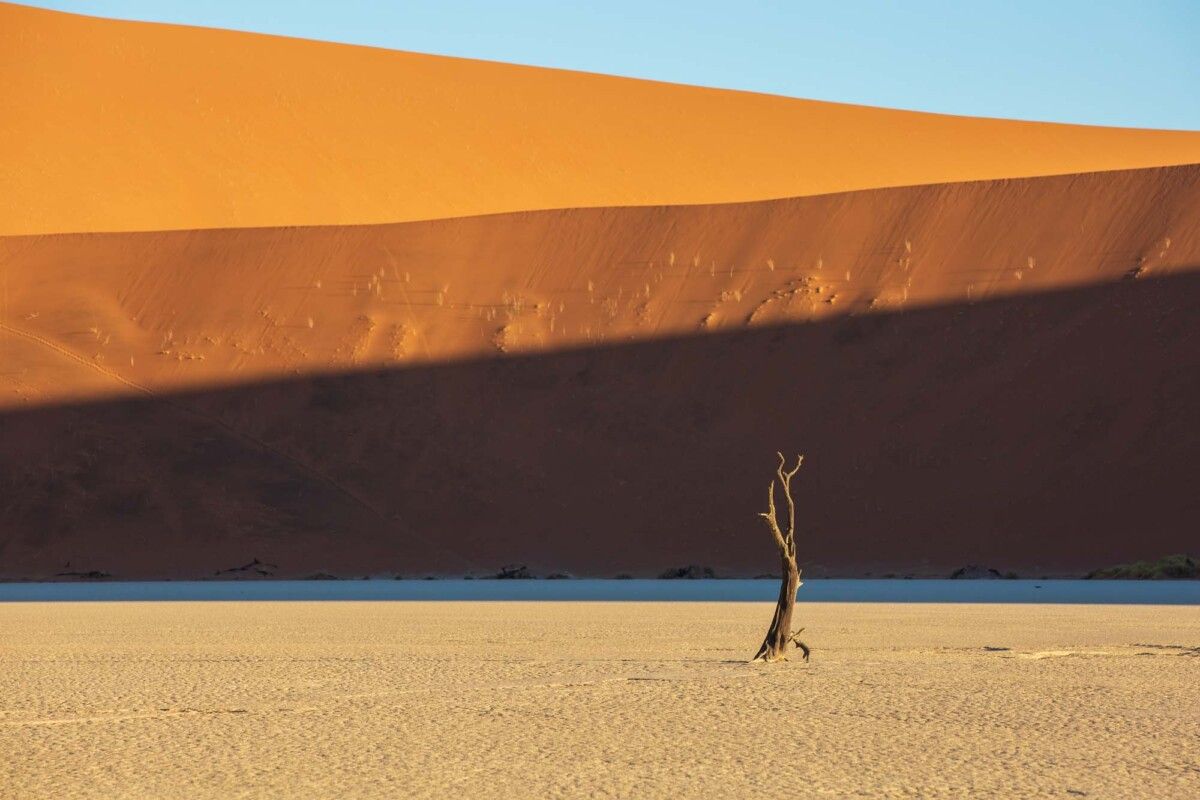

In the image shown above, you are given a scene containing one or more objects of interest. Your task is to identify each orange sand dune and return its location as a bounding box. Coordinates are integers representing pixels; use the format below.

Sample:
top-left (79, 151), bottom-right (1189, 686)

top-left (5, 2), bottom-right (1200, 236)
top-left (0, 166), bottom-right (1197, 577)
top-left (1, 165), bottom-right (1196, 407)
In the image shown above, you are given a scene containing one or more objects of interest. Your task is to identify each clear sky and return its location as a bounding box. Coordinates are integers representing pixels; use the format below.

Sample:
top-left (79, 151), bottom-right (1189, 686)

top-left (22, 0), bottom-right (1200, 130)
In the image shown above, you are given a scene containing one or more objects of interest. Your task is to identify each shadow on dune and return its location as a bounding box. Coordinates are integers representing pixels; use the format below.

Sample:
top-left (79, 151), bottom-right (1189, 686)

top-left (1, 273), bottom-right (1197, 579)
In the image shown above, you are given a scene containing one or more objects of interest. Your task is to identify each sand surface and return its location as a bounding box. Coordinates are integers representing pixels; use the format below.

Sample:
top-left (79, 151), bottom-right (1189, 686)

top-left (1, 166), bottom-right (1197, 578)
top-left (6, 2), bottom-right (1200, 235)
top-left (1, 601), bottom-right (1197, 798)
top-left (5, 165), bottom-right (1198, 405)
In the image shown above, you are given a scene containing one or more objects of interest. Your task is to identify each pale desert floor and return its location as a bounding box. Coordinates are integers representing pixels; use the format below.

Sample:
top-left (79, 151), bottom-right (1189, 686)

top-left (2, 601), bottom-right (1198, 799)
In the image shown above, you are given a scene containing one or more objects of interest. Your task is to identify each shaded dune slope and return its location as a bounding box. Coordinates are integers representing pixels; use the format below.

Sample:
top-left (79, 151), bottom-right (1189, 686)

top-left (6, 1), bottom-right (1200, 235)
top-left (0, 275), bottom-right (1196, 578)
top-left (1, 165), bottom-right (1198, 577)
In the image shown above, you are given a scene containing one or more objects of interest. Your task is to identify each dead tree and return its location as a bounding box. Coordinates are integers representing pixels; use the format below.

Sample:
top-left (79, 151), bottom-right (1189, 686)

top-left (752, 452), bottom-right (810, 663)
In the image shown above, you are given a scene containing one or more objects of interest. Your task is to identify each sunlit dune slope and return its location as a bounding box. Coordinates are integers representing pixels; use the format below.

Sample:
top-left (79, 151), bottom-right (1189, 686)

top-left (5, 2), bottom-right (1200, 235)
top-left (1, 165), bottom-right (1196, 407)
top-left (0, 166), bottom-right (1197, 577)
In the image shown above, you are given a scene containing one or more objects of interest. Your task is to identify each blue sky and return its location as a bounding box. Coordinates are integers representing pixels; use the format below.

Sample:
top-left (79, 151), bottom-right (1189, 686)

top-left (24, 0), bottom-right (1200, 130)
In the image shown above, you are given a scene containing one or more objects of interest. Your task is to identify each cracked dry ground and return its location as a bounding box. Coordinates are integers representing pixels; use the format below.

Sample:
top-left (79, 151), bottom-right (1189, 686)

top-left (2, 602), bottom-right (1197, 798)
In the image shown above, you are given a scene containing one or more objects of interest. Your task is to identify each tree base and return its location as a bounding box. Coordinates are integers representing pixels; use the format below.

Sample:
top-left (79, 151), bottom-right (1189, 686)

top-left (752, 632), bottom-right (810, 664)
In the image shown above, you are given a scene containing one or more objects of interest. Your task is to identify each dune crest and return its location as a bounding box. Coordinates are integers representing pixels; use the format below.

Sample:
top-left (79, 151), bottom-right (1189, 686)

top-left (5, 2), bottom-right (1200, 235)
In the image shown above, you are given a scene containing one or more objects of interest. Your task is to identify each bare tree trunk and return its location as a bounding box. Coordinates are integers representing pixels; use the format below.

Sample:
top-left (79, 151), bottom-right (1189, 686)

top-left (753, 554), bottom-right (802, 662)
top-left (752, 453), bottom-right (810, 663)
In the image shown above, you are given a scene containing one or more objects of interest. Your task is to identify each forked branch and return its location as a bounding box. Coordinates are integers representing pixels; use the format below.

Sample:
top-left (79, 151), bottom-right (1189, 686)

top-left (757, 483), bottom-right (787, 553)
top-left (760, 452), bottom-right (802, 557)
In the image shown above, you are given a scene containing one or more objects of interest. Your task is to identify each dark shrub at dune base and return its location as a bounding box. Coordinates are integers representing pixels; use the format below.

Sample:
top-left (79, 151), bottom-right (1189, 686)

top-left (1086, 554), bottom-right (1197, 580)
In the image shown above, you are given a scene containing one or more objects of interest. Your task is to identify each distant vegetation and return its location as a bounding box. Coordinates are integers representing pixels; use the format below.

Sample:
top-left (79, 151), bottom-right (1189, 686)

top-left (493, 564), bottom-right (533, 579)
top-left (1086, 554), bottom-right (1197, 580)
top-left (948, 565), bottom-right (1018, 580)
top-left (55, 570), bottom-right (112, 580)
top-left (658, 565), bottom-right (717, 579)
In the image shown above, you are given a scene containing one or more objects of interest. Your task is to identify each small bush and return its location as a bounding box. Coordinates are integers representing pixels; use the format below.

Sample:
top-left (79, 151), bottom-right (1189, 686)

top-left (55, 570), bottom-right (111, 581)
top-left (949, 565), bottom-right (998, 579)
top-left (658, 565), bottom-right (717, 579)
top-left (1086, 554), bottom-right (1197, 580)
